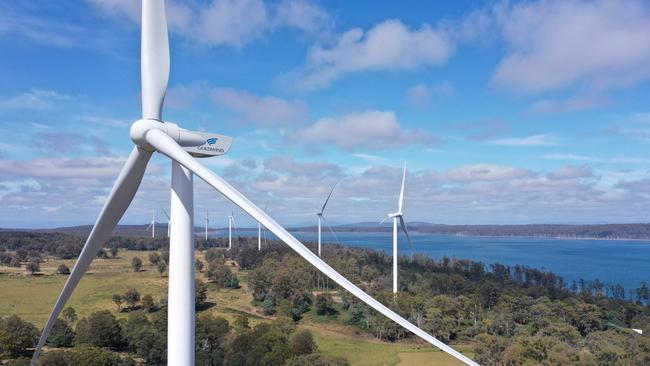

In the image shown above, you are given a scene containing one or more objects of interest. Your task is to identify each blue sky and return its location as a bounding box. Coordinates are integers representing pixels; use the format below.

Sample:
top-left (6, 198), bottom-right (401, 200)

top-left (1, 0), bottom-right (650, 228)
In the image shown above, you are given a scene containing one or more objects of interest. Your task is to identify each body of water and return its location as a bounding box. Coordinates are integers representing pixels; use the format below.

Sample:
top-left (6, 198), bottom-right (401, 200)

top-left (210, 230), bottom-right (650, 290)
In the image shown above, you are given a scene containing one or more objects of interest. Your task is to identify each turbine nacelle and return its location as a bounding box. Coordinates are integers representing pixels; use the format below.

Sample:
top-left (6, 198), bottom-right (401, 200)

top-left (130, 119), bottom-right (233, 158)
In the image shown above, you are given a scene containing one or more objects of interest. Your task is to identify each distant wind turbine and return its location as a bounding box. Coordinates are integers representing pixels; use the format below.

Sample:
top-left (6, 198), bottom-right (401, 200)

top-left (161, 208), bottom-right (170, 237)
top-left (316, 182), bottom-right (337, 257)
top-left (381, 162), bottom-right (414, 294)
top-left (228, 210), bottom-right (236, 250)
top-left (145, 208), bottom-right (156, 238)
top-left (258, 202), bottom-right (269, 251)
top-left (204, 210), bottom-right (209, 241)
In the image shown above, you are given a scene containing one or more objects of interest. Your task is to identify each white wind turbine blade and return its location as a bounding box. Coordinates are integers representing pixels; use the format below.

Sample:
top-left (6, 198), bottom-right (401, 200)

top-left (320, 182), bottom-right (338, 214)
top-left (145, 222), bottom-right (153, 231)
top-left (31, 147), bottom-right (151, 364)
top-left (399, 216), bottom-right (415, 257)
top-left (379, 216), bottom-right (390, 225)
top-left (321, 215), bottom-right (342, 247)
top-left (398, 162), bottom-right (406, 213)
top-left (144, 129), bottom-right (478, 366)
top-left (141, 0), bottom-right (169, 120)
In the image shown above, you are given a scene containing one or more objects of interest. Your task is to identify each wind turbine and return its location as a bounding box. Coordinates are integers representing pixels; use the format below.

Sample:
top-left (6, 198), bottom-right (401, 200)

top-left (145, 208), bottom-right (156, 238)
top-left (161, 208), bottom-right (170, 237)
top-left (258, 201), bottom-right (269, 251)
top-left (380, 162), bottom-right (414, 294)
top-left (204, 210), bottom-right (209, 241)
top-left (316, 183), bottom-right (337, 257)
top-left (228, 210), bottom-right (236, 250)
top-left (30, 2), bottom-right (478, 365)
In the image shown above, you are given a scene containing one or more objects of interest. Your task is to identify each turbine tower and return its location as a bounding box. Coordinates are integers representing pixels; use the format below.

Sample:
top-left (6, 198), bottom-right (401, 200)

top-left (29, 2), bottom-right (478, 365)
top-left (161, 208), bottom-right (170, 237)
top-left (316, 183), bottom-right (337, 256)
top-left (204, 210), bottom-right (209, 241)
top-left (228, 210), bottom-right (236, 250)
top-left (381, 162), bottom-right (414, 294)
top-left (145, 208), bottom-right (156, 238)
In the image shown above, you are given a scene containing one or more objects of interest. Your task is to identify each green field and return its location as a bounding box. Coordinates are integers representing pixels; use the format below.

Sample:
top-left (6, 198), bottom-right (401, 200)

top-left (0, 250), bottom-right (470, 365)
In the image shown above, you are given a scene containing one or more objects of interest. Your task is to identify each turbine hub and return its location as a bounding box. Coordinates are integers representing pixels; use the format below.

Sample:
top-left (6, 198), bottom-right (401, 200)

top-left (130, 119), bottom-right (211, 152)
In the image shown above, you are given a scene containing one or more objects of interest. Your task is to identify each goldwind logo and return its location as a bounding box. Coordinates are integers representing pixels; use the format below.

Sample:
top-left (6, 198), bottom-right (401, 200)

top-left (206, 138), bottom-right (218, 145)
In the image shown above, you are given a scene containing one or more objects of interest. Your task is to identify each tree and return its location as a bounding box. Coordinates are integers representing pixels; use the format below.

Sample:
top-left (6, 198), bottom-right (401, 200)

top-left (62, 307), bottom-right (77, 325)
top-left (195, 315), bottom-right (230, 365)
top-left (196, 280), bottom-right (208, 309)
top-left (96, 249), bottom-right (108, 259)
top-left (57, 264), bottom-right (71, 275)
top-left (39, 350), bottom-right (68, 366)
top-left (206, 261), bottom-right (239, 288)
top-left (26, 260), bottom-right (39, 275)
top-left (315, 293), bottom-right (338, 316)
top-left (290, 329), bottom-right (316, 356)
top-left (195, 258), bottom-right (204, 272)
top-left (112, 294), bottom-right (124, 312)
top-left (149, 252), bottom-right (161, 265)
top-left (0, 315), bottom-right (39, 357)
top-left (110, 245), bottom-right (118, 258)
top-left (47, 318), bottom-right (75, 347)
top-left (66, 345), bottom-right (120, 366)
top-left (75, 311), bottom-right (123, 349)
top-left (124, 288), bottom-right (141, 309)
top-left (161, 250), bottom-right (169, 264)
top-left (156, 261), bottom-right (167, 277)
top-left (122, 313), bottom-right (166, 365)
top-left (9, 257), bottom-right (21, 268)
top-left (142, 294), bottom-right (155, 312)
top-left (131, 257), bottom-right (142, 272)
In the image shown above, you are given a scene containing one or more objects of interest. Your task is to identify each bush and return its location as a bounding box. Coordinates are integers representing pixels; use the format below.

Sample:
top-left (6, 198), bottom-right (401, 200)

top-left (124, 288), bottom-right (141, 309)
top-left (26, 260), bottom-right (40, 274)
top-left (196, 280), bottom-right (208, 309)
top-left (131, 257), bottom-right (142, 272)
top-left (57, 264), bottom-right (70, 275)
top-left (315, 293), bottom-right (338, 316)
top-left (290, 329), bottom-right (316, 356)
top-left (142, 294), bottom-right (155, 312)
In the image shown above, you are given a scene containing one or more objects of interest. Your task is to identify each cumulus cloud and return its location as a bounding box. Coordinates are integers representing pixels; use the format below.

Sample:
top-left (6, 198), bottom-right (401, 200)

top-left (297, 110), bottom-right (436, 151)
top-left (213, 88), bottom-right (308, 126)
top-left (292, 19), bottom-right (453, 89)
top-left (490, 0), bottom-right (650, 93)
top-left (87, 0), bottom-right (332, 48)
top-left (0, 89), bottom-right (71, 110)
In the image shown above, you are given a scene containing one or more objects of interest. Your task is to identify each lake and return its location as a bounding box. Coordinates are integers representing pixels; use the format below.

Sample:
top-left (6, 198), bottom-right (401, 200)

top-left (210, 230), bottom-right (650, 291)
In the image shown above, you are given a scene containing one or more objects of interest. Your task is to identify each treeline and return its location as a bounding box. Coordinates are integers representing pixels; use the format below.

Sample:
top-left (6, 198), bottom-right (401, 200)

top-left (217, 241), bottom-right (650, 365)
top-left (1, 298), bottom-right (347, 366)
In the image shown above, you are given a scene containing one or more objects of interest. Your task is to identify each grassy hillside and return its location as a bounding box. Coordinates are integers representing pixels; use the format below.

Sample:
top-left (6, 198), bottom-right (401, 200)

top-left (0, 249), bottom-right (468, 365)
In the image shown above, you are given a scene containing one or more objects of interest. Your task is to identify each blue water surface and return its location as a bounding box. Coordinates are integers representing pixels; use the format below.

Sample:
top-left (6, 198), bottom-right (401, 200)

top-left (211, 230), bottom-right (650, 290)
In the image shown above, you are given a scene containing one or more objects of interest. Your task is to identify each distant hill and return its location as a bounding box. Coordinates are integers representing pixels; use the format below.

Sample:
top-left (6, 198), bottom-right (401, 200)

top-left (2, 222), bottom-right (650, 240)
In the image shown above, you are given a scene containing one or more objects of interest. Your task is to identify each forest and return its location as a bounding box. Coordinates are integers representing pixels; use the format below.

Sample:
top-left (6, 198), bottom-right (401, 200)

top-left (0, 231), bottom-right (649, 365)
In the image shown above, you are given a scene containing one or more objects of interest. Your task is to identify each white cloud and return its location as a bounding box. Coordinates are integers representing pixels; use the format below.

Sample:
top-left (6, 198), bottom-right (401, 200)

top-left (87, 0), bottom-right (331, 48)
top-left (297, 110), bottom-right (436, 151)
top-left (547, 165), bottom-right (594, 180)
top-left (293, 19), bottom-right (452, 89)
top-left (0, 89), bottom-right (71, 110)
top-left (529, 94), bottom-right (608, 113)
top-left (443, 164), bottom-right (535, 182)
top-left (213, 88), bottom-right (308, 126)
top-left (406, 81), bottom-right (453, 107)
top-left (489, 134), bottom-right (558, 147)
top-left (491, 0), bottom-right (650, 93)
top-left (543, 153), bottom-right (650, 164)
